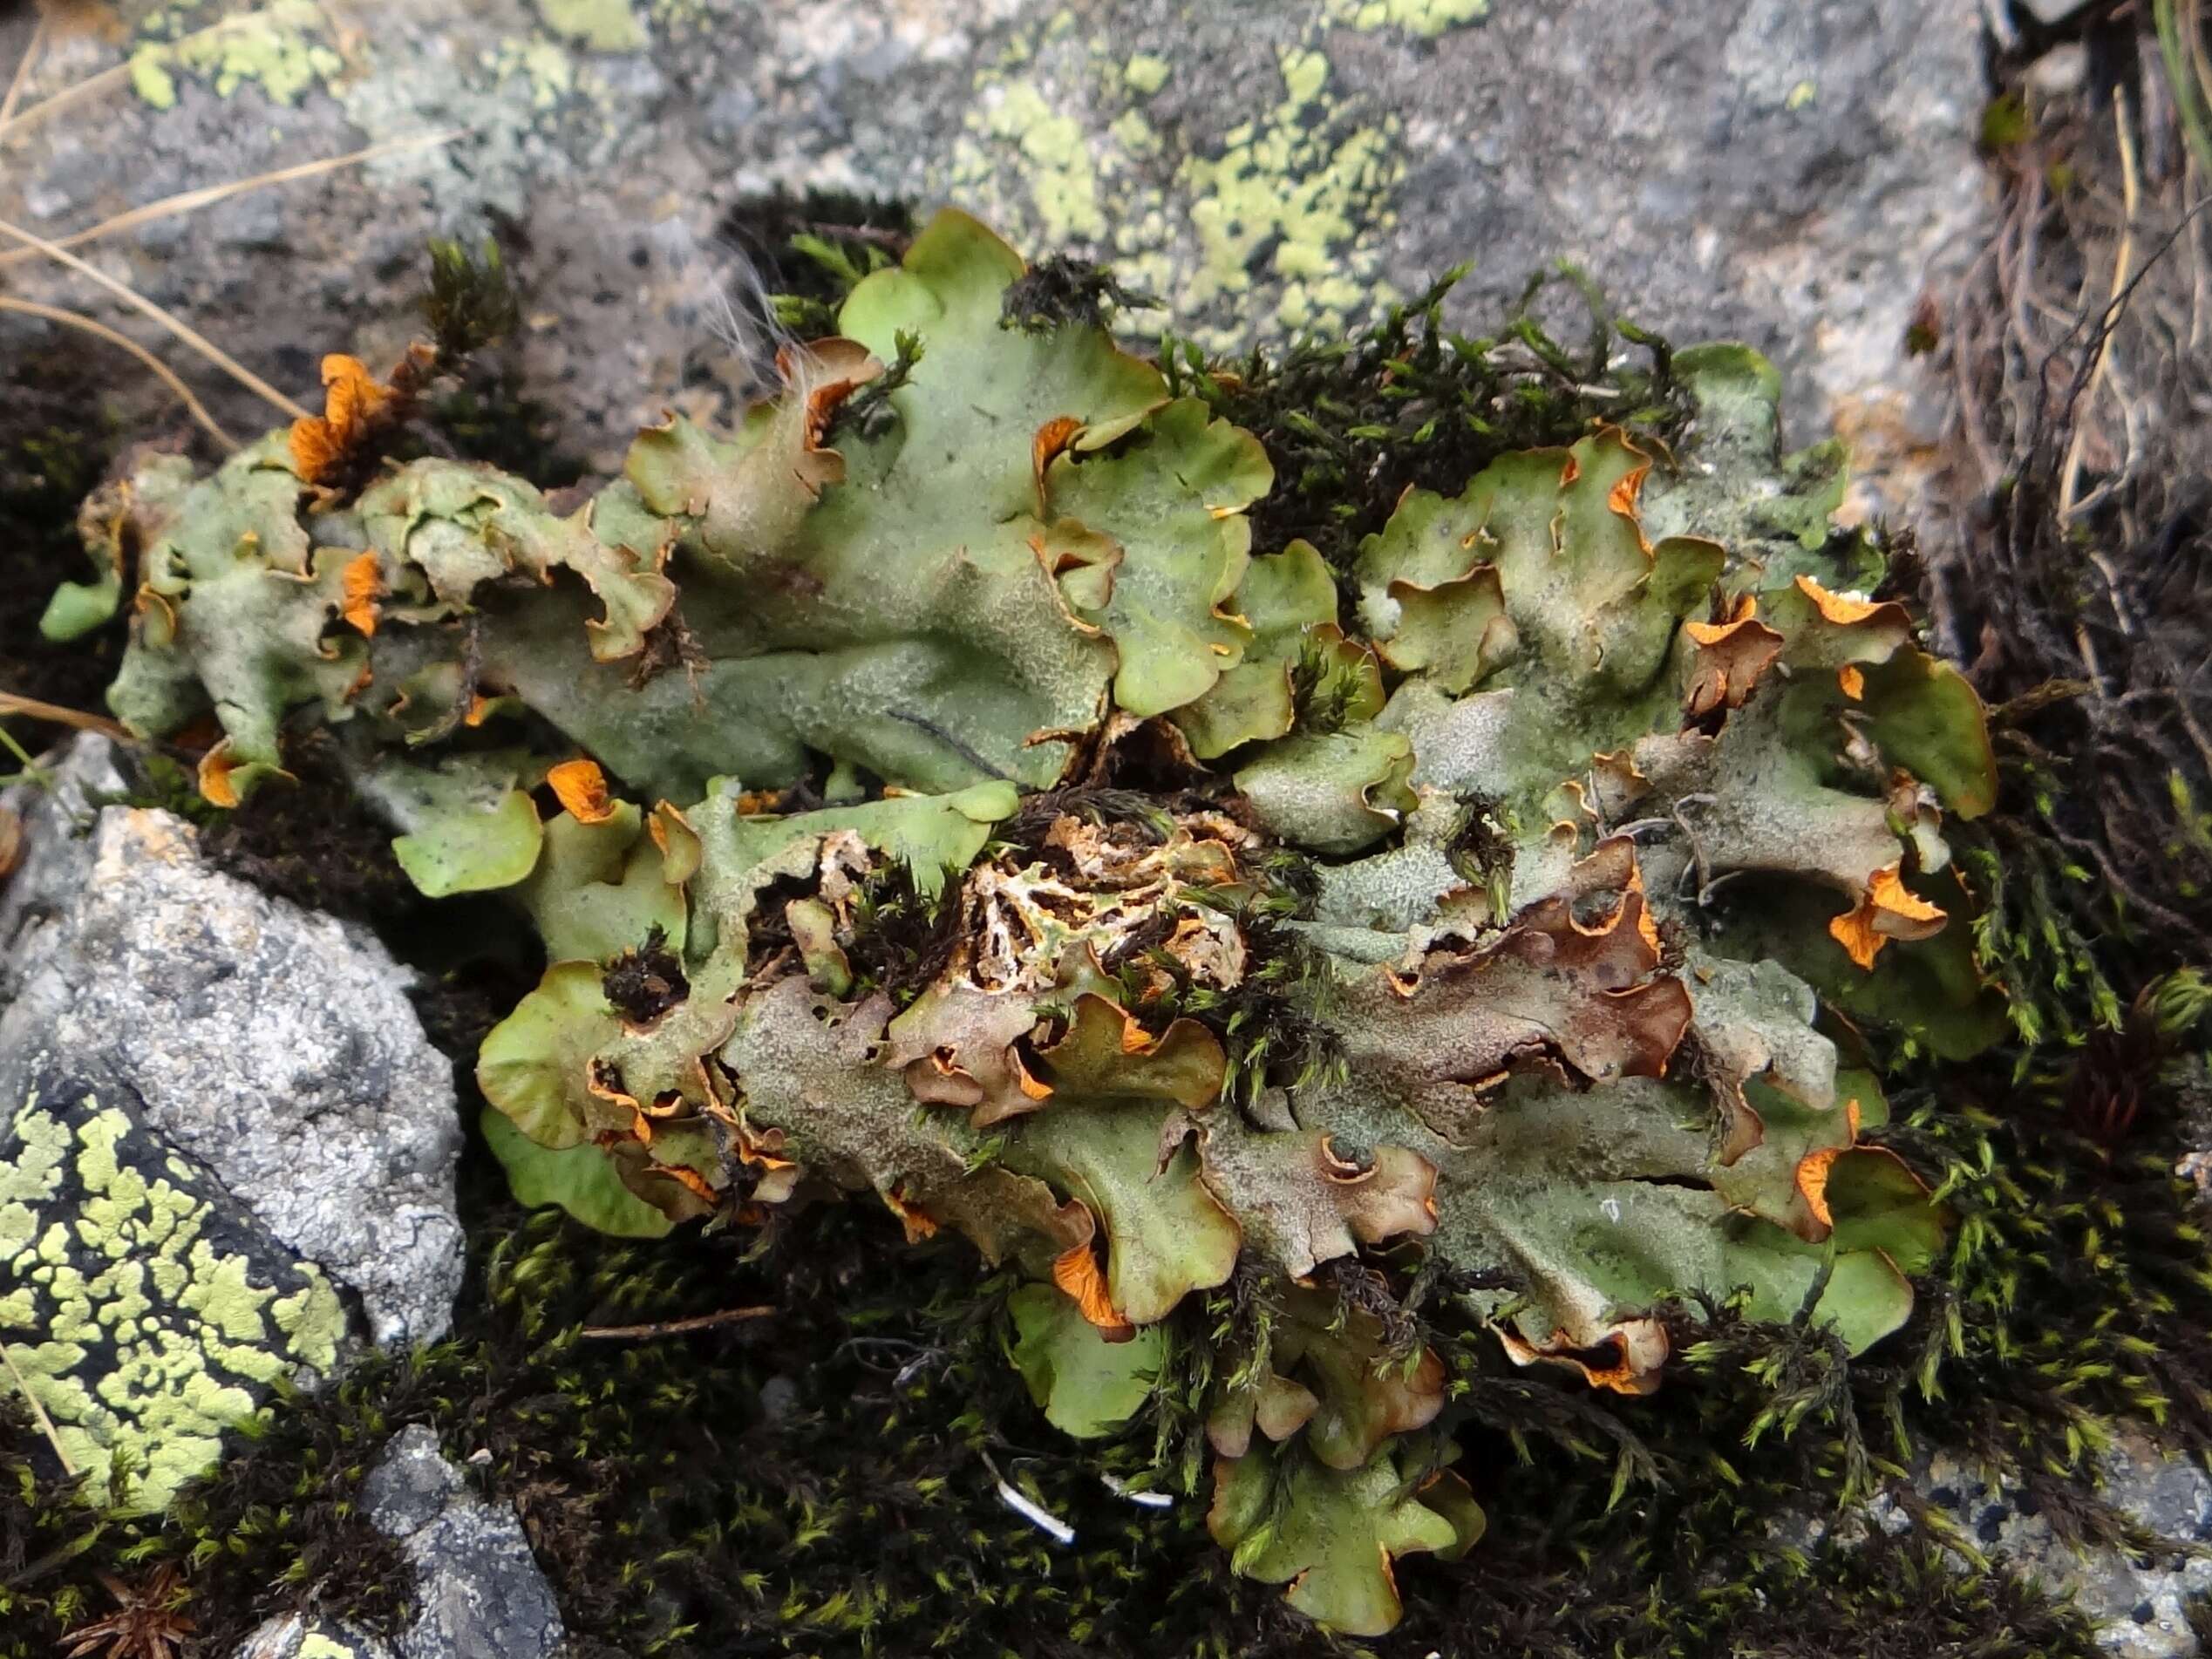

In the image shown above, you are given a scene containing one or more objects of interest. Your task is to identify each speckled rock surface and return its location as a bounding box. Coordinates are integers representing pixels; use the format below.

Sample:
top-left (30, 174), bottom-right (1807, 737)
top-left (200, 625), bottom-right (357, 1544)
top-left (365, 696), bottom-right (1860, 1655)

top-left (228, 1426), bottom-right (565, 1657)
top-left (1896, 1438), bottom-right (2212, 1659)
top-left (0, 736), bottom-right (465, 1350)
top-left (357, 1424), bottom-right (566, 1659)
top-left (0, 0), bottom-right (1984, 507)
top-left (234, 1612), bottom-right (398, 1659)
top-left (1780, 1433), bottom-right (2212, 1658)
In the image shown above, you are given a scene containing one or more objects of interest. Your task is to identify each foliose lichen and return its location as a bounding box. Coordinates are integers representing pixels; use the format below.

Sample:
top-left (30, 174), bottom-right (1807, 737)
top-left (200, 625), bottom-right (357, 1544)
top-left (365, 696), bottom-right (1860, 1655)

top-left (58, 209), bottom-right (1997, 1632)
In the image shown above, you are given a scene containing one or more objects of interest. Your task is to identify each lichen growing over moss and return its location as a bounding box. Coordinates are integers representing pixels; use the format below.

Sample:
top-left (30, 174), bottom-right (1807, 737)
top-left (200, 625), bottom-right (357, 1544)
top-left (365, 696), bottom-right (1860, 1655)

top-left (1, 1081), bottom-right (347, 1514)
top-left (53, 207), bottom-right (2010, 1633)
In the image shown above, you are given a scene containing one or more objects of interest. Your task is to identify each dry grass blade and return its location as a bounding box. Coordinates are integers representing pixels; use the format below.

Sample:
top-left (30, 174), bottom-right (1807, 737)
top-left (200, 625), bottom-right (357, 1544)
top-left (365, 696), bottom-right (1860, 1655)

top-left (2059, 94), bottom-right (2140, 522)
top-left (0, 296), bottom-right (237, 446)
top-left (1938, 31), bottom-right (2212, 989)
top-left (0, 691), bottom-right (132, 739)
top-left (2195, 0), bottom-right (2212, 120)
top-left (0, 10), bottom-right (48, 132)
top-left (0, 129), bottom-right (468, 274)
top-left (578, 1307), bottom-right (776, 1340)
top-left (2154, 0), bottom-right (2212, 173)
top-left (0, 214), bottom-right (310, 421)
top-left (0, 3), bottom-right (310, 144)
top-left (0, 1337), bottom-right (77, 1478)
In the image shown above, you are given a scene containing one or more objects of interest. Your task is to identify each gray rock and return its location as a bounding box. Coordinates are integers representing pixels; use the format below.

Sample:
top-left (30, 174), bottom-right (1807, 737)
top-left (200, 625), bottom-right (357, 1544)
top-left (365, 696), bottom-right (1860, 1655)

top-left (0, 736), bottom-right (464, 1350)
top-left (2179, 1147), bottom-right (2212, 1202)
top-left (234, 1613), bottom-right (398, 1659)
top-left (1895, 1438), bottom-right (2212, 1659)
top-left (0, 727), bottom-right (129, 922)
top-left (0, 0), bottom-right (1984, 513)
top-left (358, 1424), bottom-right (566, 1659)
top-left (362, 1423), bottom-right (474, 1536)
top-left (231, 1427), bottom-right (564, 1658)
top-left (1783, 1432), bottom-right (2212, 1657)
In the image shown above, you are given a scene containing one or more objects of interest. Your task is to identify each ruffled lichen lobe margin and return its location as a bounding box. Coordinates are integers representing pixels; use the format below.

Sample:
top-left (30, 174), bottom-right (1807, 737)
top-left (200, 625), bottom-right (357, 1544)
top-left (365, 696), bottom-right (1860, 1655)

top-left (55, 210), bottom-right (1997, 1633)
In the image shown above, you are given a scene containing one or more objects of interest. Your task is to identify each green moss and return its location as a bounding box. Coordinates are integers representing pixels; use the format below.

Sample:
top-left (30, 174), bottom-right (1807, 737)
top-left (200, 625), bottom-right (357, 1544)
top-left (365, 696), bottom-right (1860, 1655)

top-left (1169, 262), bottom-right (1692, 576)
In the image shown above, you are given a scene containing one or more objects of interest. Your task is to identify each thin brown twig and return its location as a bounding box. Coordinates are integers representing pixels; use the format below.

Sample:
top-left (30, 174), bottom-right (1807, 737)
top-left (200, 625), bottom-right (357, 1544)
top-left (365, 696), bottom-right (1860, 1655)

top-left (0, 51), bottom-right (126, 144)
top-left (1950, 241), bottom-right (2005, 489)
top-left (2192, 157), bottom-right (2209, 350)
top-left (0, 692), bottom-right (132, 739)
top-left (0, 296), bottom-right (237, 446)
top-left (0, 131), bottom-right (467, 274)
top-left (1938, 25), bottom-right (2212, 1000)
top-left (2060, 92), bottom-right (2140, 521)
top-left (578, 1306), bottom-right (775, 1341)
top-left (0, 9), bottom-right (47, 132)
top-left (0, 1338), bottom-right (76, 1479)
top-left (794, 220), bottom-right (910, 253)
top-left (0, 3), bottom-right (305, 144)
top-left (0, 215), bottom-right (311, 421)
top-left (2193, 0), bottom-right (2212, 115)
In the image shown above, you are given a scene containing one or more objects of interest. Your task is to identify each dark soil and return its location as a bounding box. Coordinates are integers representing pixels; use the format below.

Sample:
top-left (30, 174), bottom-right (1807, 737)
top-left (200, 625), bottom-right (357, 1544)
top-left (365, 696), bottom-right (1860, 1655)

top-left (0, 347), bottom-right (138, 719)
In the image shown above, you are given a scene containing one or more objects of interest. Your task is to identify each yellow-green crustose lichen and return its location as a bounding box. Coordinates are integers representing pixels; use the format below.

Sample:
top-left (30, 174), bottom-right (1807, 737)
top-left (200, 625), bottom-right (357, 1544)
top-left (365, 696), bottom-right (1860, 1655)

top-left (1, 1084), bottom-right (347, 1513)
top-left (483, 36), bottom-right (581, 113)
top-left (128, 0), bottom-right (345, 111)
top-left (1322, 0), bottom-right (1488, 36)
top-left (123, 0), bottom-right (608, 116)
top-left (936, 1), bottom-right (1487, 346)
top-left (534, 0), bottom-right (650, 53)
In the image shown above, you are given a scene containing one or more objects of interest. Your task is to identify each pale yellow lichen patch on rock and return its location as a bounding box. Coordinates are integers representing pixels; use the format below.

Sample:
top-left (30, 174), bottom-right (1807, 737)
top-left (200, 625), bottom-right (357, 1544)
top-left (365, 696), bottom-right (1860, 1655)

top-left (1324, 0), bottom-right (1489, 36)
top-left (0, 1086), bottom-right (348, 1513)
top-left (936, 0), bottom-right (1483, 350)
top-left (1178, 45), bottom-right (1399, 332)
top-left (484, 36), bottom-right (580, 112)
top-left (974, 78), bottom-right (1106, 245)
top-left (129, 0), bottom-right (345, 111)
top-left (1124, 51), bottom-right (1172, 93)
top-left (535, 0), bottom-right (649, 52)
